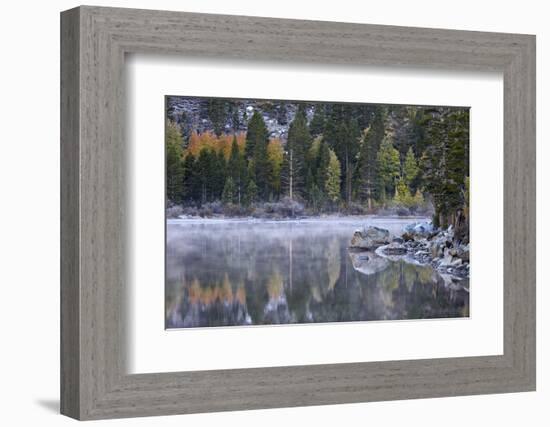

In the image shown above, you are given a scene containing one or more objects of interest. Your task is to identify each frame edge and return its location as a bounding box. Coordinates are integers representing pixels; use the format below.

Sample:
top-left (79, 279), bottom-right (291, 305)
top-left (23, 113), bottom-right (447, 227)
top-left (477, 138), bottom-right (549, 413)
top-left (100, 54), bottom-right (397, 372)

top-left (60, 6), bottom-right (82, 421)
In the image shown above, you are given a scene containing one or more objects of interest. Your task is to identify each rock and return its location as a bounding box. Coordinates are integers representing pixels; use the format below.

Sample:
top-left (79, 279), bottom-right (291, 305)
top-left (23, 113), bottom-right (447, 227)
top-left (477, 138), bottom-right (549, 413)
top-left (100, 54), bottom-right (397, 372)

top-left (402, 232), bottom-right (414, 242)
top-left (350, 226), bottom-right (391, 250)
top-left (404, 221), bottom-right (435, 238)
top-left (438, 253), bottom-right (455, 268)
top-left (348, 251), bottom-right (390, 275)
top-left (392, 237), bottom-right (404, 244)
top-left (430, 241), bottom-right (443, 258)
top-left (456, 244), bottom-right (470, 262)
top-left (381, 242), bottom-right (408, 255)
top-left (451, 258), bottom-right (463, 266)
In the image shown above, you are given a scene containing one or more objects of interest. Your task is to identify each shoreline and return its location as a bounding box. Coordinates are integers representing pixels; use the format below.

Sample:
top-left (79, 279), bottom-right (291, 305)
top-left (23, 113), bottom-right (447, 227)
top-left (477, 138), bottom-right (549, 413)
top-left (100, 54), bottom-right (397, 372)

top-left (167, 214), bottom-right (431, 224)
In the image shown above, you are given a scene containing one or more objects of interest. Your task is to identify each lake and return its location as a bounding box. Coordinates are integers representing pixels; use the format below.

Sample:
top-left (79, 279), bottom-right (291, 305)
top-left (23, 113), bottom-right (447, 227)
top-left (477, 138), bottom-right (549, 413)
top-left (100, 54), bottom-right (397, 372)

top-left (166, 217), bottom-right (469, 329)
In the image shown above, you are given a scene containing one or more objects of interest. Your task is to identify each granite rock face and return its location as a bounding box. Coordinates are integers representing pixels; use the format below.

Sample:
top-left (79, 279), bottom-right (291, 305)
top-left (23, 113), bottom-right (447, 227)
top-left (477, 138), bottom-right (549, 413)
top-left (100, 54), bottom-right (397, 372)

top-left (166, 96), bottom-right (315, 141)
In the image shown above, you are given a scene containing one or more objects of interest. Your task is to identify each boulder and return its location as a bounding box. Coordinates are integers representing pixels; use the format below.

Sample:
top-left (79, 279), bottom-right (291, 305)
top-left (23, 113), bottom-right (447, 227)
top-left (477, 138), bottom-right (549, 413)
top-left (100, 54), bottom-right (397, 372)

top-left (402, 232), bottom-right (414, 242)
top-left (381, 242), bottom-right (408, 255)
top-left (403, 221), bottom-right (435, 238)
top-left (350, 226), bottom-right (391, 250)
top-left (348, 251), bottom-right (390, 276)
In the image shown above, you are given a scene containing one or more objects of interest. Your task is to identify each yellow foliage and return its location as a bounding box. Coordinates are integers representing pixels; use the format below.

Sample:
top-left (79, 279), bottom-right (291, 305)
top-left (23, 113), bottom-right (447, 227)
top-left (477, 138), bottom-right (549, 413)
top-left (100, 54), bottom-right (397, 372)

top-left (186, 131), bottom-right (246, 158)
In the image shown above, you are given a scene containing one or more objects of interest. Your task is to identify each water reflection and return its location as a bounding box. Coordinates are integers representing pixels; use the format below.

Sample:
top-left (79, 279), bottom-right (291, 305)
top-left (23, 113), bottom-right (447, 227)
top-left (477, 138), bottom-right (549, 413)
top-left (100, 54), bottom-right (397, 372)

top-left (166, 219), bottom-right (469, 329)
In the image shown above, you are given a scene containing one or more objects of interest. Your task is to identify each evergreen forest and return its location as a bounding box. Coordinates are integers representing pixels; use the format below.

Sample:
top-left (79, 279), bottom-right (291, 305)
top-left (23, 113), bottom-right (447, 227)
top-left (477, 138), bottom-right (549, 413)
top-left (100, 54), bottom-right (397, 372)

top-left (166, 97), bottom-right (469, 228)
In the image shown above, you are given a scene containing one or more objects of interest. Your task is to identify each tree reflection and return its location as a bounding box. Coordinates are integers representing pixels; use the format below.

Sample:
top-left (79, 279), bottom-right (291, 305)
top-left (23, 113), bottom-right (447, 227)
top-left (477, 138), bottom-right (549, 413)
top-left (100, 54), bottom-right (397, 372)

top-left (166, 221), bottom-right (469, 328)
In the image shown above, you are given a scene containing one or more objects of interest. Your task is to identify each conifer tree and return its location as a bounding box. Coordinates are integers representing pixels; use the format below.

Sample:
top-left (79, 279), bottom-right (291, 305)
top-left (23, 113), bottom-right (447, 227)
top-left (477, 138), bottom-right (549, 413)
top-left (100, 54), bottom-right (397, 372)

top-left (213, 150), bottom-right (227, 200)
top-left (207, 99), bottom-right (227, 136)
top-left (227, 136), bottom-right (247, 205)
top-left (403, 147), bottom-right (419, 189)
top-left (245, 111), bottom-right (271, 199)
top-left (182, 152), bottom-right (198, 202)
top-left (165, 121), bottom-right (185, 204)
top-left (316, 140), bottom-right (331, 195)
top-left (196, 149), bottom-right (211, 204)
top-left (281, 110), bottom-right (311, 200)
top-left (309, 105), bottom-right (326, 136)
top-left (377, 136), bottom-right (401, 200)
top-left (245, 179), bottom-right (258, 206)
top-left (245, 111), bottom-right (268, 160)
top-left (356, 107), bottom-right (386, 208)
top-left (222, 177), bottom-right (236, 204)
top-left (421, 107), bottom-right (469, 227)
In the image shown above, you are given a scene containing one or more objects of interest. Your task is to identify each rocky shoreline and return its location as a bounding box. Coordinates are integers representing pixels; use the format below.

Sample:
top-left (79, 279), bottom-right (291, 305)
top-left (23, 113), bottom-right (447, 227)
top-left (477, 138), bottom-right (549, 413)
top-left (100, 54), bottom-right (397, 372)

top-left (350, 221), bottom-right (470, 280)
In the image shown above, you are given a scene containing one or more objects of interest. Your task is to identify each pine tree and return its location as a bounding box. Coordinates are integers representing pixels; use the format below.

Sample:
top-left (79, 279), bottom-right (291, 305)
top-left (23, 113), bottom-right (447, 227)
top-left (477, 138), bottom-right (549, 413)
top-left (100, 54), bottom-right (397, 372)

top-left (182, 152), bottom-right (198, 202)
top-left (276, 102), bottom-right (288, 125)
top-left (245, 111), bottom-right (271, 199)
top-left (377, 136), bottom-right (401, 201)
top-left (222, 177), bottom-right (236, 204)
top-left (165, 121), bottom-right (185, 204)
top-left (281, 110), bottom-right (311, 200)
top-left (403, 147), bottom-right (419, 189)
top-left (333, 122), bottom-right (349, 203)
top-left (245, 179), bottom-right (258, 206)
top-left (309, 105), bottom-right (325, 136)
top-left (196, 149), bottom-right (211, 204)
top-left (227, 136), bottom-right (248, 205)
top-left (316, 140), bottom-right (331, 195)
top-left (421, 107), bottom-right (469, 227)
top-left (245, 111), bottom-right (268, 160)
top-left (386, 106), bottom-right (417, 162)
top-left (207, 99), bottom-right (227, 136)
top-left (356, 107), bottom-right (385, 208)
top-left (213, 150), bottom-right (227, 200)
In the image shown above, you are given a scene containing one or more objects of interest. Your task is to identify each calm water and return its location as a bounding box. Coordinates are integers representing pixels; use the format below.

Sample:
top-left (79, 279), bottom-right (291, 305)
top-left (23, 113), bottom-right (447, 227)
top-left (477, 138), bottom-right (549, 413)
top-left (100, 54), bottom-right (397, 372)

top-left (166, 217), bottom-right (469, 329)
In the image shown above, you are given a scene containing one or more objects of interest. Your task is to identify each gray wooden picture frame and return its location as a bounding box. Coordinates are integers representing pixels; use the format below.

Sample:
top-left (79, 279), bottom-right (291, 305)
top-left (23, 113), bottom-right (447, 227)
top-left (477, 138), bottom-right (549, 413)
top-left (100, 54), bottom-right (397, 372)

top-left (60, 5), bottom-right (536, 421)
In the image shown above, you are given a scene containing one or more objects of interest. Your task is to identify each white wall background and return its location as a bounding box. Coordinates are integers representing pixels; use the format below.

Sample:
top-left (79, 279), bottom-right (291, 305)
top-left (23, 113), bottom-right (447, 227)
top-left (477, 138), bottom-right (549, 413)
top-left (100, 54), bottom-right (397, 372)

top-left (0, 0), bottom-right (546, 425)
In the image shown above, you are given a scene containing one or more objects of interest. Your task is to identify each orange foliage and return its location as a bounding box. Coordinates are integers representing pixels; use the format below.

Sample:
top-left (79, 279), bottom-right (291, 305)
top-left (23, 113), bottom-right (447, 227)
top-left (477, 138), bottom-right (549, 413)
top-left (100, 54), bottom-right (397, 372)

top-left (185, 131), bottom-right (246, 159)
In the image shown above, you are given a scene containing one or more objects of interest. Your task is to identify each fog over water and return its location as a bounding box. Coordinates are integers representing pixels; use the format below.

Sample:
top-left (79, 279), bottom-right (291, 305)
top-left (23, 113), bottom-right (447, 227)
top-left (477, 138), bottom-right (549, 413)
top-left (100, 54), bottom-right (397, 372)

top-left (166, 217), bottom-right (469, 329)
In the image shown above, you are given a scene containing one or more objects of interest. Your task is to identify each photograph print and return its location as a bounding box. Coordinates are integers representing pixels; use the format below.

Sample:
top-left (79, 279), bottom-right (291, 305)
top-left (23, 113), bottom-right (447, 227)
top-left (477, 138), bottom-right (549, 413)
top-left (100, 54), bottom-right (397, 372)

top-left (165, 96), bottom-right (470, 329)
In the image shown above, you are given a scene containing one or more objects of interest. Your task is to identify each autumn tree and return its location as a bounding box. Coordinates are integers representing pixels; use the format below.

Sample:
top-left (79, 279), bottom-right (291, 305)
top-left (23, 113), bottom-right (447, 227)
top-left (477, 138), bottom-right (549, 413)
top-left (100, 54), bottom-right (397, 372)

top-left (376, 136), bottom-right (401, 201)
top-left (267, 138), bottom-right (284, 198)
top-left (325, 149), bottom-right (341, 204)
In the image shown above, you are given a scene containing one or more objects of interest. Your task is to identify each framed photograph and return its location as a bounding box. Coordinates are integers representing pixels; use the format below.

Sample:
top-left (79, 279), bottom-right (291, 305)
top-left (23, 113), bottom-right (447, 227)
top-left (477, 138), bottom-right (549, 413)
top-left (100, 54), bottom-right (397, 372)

top-left (61, 6), bottom-right (536, 420)
top-left (164, 96), bottom-right (471, 330)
